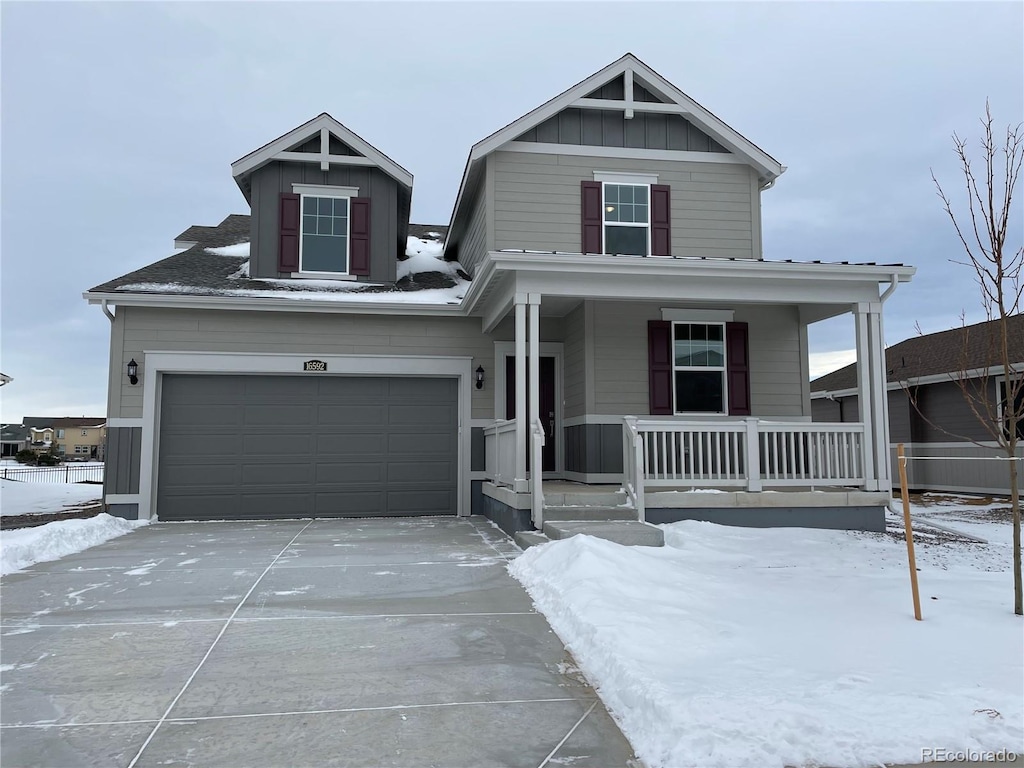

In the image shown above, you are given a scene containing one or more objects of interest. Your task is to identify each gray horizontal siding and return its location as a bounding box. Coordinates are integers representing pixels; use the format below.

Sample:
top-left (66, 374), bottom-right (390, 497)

top-left (895, 442), bottom-right (1023, 495)
top-left (459, 188), bottom-right (488, 277)
top-left (915, 379), bottom-right (998, 443)
top-left (113, 307), bottom-right (495, 421)
top-left (563, 304), bottom-right (586, 419)
top-left (588, 301), bottom-right (804, 417)
top-left (492, 151), bottom-right (757, 259)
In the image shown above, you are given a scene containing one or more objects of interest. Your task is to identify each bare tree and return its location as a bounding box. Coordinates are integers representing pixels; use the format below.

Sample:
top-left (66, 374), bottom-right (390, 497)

top-left (929, 103), bottom-right (1023, 616)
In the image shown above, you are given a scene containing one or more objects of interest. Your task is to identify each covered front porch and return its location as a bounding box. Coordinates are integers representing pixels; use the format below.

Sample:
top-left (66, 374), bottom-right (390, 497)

top-left (461, 250), bottom-right (913, 535)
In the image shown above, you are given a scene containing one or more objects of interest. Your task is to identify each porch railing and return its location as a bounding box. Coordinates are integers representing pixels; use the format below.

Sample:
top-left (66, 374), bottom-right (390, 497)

top-left (623, 418), bottom-right (866, 493)
top-left (530, 418), bottom-right (545, 528)
top-left (483, 419), bottom-right (517, 488)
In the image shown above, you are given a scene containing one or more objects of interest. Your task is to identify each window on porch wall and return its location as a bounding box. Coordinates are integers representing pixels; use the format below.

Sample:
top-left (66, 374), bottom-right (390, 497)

top-left (648, 320), bottom-right (750, 416)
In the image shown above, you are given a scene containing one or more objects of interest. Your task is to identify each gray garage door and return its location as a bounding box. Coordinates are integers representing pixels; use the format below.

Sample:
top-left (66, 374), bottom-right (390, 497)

top-left (157, 374), bottom-right (458, 521)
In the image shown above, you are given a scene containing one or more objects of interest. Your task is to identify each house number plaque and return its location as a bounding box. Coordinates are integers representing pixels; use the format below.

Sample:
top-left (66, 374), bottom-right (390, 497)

top-left (303, 359), bottom-right (328, 372)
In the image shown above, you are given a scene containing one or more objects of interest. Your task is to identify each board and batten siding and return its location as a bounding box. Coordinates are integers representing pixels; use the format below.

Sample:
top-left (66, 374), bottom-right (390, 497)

top-left (588, 301), bottom-right (805, 417)
top-left (249, 161), bottom-right (402, 283)
top-left (491, 150), bottom-right (760, 259)
top-left (107, 307), bottom-right (496, 421)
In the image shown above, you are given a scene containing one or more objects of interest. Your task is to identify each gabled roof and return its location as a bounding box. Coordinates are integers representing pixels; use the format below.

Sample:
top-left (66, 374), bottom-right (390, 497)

top-left (231, 113), bottom-right (413, 199)
top-left (811, 314), bottom-right (1024, 393)
top-left (467, 53), bottom-right (783, 181)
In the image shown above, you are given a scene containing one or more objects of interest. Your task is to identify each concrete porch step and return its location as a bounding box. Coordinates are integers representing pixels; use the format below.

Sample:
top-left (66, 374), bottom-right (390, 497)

top-left (542, 490), bottom-right (627, 507)
top-left (543, 505), bottom-right (638, 522)
top-left (542, 520), bottom-right (665, 547)
top-left (514, 530), bottom-right (551, 550)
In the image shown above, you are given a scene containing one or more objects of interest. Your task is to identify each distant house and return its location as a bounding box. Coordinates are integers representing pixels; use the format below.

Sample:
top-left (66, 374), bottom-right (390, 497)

top-left (811, 315), bottom-right (1024, 495)
top-left (22, 417), bottom-right (107, 460)
top-left (1, 424), bottom-right (29, 457)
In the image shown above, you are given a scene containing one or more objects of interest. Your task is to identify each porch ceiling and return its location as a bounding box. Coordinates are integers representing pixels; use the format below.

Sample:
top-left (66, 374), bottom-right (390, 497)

top-left (465, 251), bottom-right (915, 329)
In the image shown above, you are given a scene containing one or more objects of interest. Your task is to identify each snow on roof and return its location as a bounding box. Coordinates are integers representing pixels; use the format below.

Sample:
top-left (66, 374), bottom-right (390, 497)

top-left (114, 281), bottom-right (467, 305)
top-left (399, 235), bottom-right (457, 281)
top-left (206, 243), bottom-right (250, 257)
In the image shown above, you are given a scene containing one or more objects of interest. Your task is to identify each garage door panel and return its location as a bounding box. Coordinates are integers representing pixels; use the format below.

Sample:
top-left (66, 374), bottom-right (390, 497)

top-left (387, 433), bottom-right (456, 455)
top-left (314, 491), bottom-right (386, 515)
top-left (240, 463), bottom-right (315, 485)
top-left (315, 463), bottom-right (385, 483)
top-left (161, 463), bottom-right (242, 487)
top-left (316, 433), bottom-right (387, 455)
top-left (158, 374), bottom-right (458, 520)
top-left (386, 490), bottom-right (454, 514)
top-left (163, 404), bottom-right (242, 428)
top-left (241, 434), bottom-right (313, 455)
top-left (386, 461), bottom-right (454, 483)
top-left (316, 404), bottom-right (388, 425)
top-left (387, 404), bottom-right (457, 426)
top-left (242, 405), bottom-right (316, 427)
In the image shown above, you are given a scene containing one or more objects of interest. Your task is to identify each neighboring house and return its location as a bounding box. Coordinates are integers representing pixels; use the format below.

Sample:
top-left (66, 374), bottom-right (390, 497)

top-left (28, 427), bottom-right (54, 452)
top-left (22, 417), bottom-right (108, 459)
top-left (811, 315), bottom-right (1024, 495)
top-left (85, 53), bottom-right (914, 532)
top-left (1, 424), bottom-right (30, 457)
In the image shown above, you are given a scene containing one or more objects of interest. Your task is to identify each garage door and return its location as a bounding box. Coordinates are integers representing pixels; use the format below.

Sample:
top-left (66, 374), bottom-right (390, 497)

top-left (157, 374), bottom-right (458, 520)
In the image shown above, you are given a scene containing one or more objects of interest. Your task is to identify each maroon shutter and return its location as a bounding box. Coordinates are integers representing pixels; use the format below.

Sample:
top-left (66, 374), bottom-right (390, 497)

top-left (650, 184), bottom-right (671, 256)
top-left (648, 320), bottom-right (673, 415)
top-left (726, 322), bottom-right (751, 416)
top-left (278, 193), bottom-right (300, 273)
top-left (349, 197), bottom-right (371, 276)
top-left (581, 181), bottom-right (603, 254)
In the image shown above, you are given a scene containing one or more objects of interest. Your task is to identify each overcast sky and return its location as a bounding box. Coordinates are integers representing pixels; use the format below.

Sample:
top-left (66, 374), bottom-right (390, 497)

top-left (1, 1), bottom-right (1021, 423)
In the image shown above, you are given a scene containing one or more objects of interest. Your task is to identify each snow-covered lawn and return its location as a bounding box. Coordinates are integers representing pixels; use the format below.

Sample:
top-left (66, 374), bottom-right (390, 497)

top-left (1, 514), bottom-right (148, 575)
top-left (1, 479), bottom-right (103, 516)
top-left (510, 499), bottom-right (1023, 768)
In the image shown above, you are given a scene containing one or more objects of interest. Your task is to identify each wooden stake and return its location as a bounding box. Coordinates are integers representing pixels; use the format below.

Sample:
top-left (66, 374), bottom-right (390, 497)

top-left (897, 444), bottom-right (923, 621)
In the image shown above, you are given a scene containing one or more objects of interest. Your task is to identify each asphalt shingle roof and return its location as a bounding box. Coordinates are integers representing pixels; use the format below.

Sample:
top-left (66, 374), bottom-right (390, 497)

top-left (88, 216), bottom-right (452, 297)
top-left (811, 314), bottom-right (1024, 392)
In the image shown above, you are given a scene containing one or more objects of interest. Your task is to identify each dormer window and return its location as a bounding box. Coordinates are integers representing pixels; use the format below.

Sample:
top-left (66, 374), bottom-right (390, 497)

top-left (301, 194), bottom-right (350, 274)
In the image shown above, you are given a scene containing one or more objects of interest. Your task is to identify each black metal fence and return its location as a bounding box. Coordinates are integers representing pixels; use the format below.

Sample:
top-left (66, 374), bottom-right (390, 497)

top-left (0, 464), bottom-right (104, 484)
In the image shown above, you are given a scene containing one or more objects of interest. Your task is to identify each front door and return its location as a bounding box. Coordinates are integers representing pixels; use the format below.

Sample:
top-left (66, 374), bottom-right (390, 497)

top-left (505, 355), bottom-right (557, 472)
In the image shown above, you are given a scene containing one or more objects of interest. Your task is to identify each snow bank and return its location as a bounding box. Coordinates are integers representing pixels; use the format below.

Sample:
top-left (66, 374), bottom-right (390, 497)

top-left (1, 514), bottom-right (148, 575)
top-left (206, 243), bottom-right (250, 257)
top-left (510, 523), bottom-right (1023, 768)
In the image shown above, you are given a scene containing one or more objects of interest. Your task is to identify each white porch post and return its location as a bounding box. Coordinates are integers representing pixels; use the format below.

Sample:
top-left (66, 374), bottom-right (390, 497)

top-left (528, 293), bottom-right (543, 525)
top-left (514, 294), bottom-right (528, 492)
top-left (854, 303), bottom-right (878, 491)
top-left (867, 304), bottom-right (891, 493)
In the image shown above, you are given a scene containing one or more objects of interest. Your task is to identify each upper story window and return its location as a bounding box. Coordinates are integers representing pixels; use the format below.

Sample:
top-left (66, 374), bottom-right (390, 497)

top-left (301, 195), bottom-right (350, 274)
top-left (603, 183), bottom-right (649, 256)
top-left (81, 429), bottom-right (89, 436)
top-left (585, 172), bottom-right (669, 257)
top-left (673, 322), bottom-right (726, 413)
top-left (56, 429), bottom-right (65, 439)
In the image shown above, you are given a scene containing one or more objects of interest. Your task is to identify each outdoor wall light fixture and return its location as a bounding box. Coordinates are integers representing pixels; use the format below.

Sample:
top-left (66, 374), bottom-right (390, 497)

top-left (475, 365), bottom-right (485, 390)
top-left (127, 359), bottom-right (139, 386)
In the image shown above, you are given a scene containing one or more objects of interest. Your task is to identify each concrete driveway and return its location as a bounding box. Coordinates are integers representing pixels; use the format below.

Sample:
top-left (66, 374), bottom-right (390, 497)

top-left (0, 517), bottom-right (636, 767)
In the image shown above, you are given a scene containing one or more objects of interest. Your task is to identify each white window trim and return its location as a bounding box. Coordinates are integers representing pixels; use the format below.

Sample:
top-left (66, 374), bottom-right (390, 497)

top-left (593, 171), bottom-right (659, 185)
top-left (601, 181), bottom-right (651, 257)
top-left (671, 320), bottom-right (729, 416)
top-left (295, 187), bottom-right (358, 277)
top-left (662, 308), bottom-right (734, 323)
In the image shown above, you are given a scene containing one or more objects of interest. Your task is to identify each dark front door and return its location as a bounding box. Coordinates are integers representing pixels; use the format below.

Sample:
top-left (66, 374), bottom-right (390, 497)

top-left (505, 355), bottom-right (557, 471)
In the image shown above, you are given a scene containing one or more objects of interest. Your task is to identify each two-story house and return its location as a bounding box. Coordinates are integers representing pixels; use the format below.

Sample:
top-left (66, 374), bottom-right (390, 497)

top-left (86, 54), bottom-right (913, 533)
top-left (23, 417), bottom-right (108, 459)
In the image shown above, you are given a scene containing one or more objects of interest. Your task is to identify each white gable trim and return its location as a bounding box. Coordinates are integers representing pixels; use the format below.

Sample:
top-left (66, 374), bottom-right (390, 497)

top-left (467, 53), bottom-right (783, 182)
top-left (231, 113), bottom-right (413, 188)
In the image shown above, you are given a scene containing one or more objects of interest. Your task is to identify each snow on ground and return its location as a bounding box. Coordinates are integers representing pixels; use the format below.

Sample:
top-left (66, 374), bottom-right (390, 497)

top-left (905, 493), bottom-right (1016, 548)
top-left (1, 480), bottom-right (103, 517)
top-left (510, 503), bottom-right (1023, 768)
top-left (1, 514), bottom-right (148, 575)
